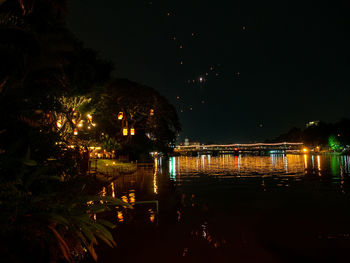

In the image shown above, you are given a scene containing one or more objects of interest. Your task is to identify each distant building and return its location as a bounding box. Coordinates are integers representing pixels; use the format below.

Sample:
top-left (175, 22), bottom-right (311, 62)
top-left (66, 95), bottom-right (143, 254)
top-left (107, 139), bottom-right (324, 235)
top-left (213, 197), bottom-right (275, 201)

top-left (184, 138), bottom-right (189, 146)
top-left (182, 138), bottom-right (200, 147)
top-left (306, 120), bottom-right (320, 128)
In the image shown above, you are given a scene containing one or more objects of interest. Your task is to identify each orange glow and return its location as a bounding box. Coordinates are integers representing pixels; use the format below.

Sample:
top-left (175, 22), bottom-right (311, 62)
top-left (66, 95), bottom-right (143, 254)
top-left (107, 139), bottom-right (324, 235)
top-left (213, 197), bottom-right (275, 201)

top-left (303, 148), bottom-right (309, 153)
top-left (73, 128), bottom-right (78, 135)
top-left (56, 120), bottom-right (62, 128)
top-left (150, 109), bottom-right (154, 116)
top-left (149, 209), bottom-right (155, 223)
top-left (118, 112), bottom-right (123, 120)
top-left (111, 182), bottom-right (115, 198)
top-left (129, 192), bottom-right (135, 203)
top-left (121, 195), bottom-right (128, 203)
top-left (123, 128), bottom-right (128, 136)
top-left (117, 211), bottom-right (124, 222)
top-left (130, 128), bottom-right (135, 136)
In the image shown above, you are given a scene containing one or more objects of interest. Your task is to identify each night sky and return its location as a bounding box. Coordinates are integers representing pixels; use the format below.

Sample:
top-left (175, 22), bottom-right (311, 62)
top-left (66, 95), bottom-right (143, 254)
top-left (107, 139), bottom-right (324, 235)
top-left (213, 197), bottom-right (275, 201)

top-left (67, 0), bottom-right (350, 143)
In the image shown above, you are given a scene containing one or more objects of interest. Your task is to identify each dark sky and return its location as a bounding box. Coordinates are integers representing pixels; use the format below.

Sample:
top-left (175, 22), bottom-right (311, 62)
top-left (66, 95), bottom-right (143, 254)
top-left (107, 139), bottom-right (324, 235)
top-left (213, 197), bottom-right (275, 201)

top-left (67, 0), bottom-right (350, 143)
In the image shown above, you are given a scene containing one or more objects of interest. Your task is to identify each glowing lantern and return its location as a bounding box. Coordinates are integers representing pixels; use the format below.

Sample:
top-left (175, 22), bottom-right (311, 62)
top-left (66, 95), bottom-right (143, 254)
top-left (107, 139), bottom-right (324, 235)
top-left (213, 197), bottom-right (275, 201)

top-left (123, 128), bottom-right (128, 136)
top-left (150, 109), bottom-right (154, 116)
top-left (130, 128), bottom-right (135, 136)
top-left (118, 112), bottom-right (123, 120)
top-left (73, 128), bottom-right (78, 135)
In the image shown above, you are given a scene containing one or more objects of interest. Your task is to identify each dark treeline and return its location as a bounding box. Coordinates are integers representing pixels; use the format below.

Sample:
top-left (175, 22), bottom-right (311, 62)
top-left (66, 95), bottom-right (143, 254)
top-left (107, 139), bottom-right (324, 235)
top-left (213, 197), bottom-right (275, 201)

top-left (270, 118), bottom-right (350, 150)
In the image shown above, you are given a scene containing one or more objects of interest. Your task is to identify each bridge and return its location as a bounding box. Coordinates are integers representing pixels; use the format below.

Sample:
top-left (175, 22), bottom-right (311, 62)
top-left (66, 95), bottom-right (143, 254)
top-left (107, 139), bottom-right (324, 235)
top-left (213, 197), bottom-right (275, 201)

top-left (174, 142), bottom-right (304, 155)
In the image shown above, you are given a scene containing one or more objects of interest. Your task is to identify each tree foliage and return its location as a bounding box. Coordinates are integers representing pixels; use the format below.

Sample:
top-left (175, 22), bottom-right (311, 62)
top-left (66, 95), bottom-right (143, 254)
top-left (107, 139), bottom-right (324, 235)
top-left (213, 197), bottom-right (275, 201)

top-left (273, 118), bottom-right (350, 150)
top-left (0, 0), bottom-right (120, 262)
top-left (93, 79), bottom-right (181, 158)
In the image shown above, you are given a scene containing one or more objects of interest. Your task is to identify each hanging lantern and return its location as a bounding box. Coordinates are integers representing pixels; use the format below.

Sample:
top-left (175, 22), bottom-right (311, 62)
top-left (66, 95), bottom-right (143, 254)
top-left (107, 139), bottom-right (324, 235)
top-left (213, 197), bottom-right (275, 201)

top-left (118, 112), bottom-right (124, 120)
top-left (74, 128), bottom-right (78, 135)
top-left (130, 128), bottom-right (135, 136)
top-left (123, 128), bottom-right (128, 136)
top-left (150, 109), bottom-right (154, 116)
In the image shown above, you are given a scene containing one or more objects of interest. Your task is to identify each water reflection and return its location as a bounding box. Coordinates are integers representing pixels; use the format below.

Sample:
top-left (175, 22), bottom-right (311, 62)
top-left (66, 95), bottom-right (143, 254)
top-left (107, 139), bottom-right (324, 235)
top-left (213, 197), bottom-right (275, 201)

top-left (167, 154), bottom-right (350, 179)
top-left (96, 154), bottom-right (350, 263)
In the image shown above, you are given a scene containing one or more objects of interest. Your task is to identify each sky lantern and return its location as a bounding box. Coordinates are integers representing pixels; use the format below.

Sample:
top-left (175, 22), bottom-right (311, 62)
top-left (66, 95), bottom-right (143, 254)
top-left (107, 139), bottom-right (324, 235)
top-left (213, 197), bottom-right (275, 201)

top-left (118, 112), bottom-right (123, 120)
top-left (130, 128), bottom-right (135, 136)
top-left (73, 128), bottom-right (78, 135)
top-left (123, 128), bottom-right (128, 136)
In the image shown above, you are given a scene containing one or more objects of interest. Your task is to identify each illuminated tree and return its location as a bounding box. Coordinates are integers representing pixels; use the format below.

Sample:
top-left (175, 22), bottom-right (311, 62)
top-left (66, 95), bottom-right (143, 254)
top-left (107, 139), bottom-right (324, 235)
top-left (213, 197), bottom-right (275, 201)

top-left (93, 79), bottom-right (181, 157)
top-left (328, 135), bottom-right (342, 152)
top-left (0, 1), bottom-right (118, 262)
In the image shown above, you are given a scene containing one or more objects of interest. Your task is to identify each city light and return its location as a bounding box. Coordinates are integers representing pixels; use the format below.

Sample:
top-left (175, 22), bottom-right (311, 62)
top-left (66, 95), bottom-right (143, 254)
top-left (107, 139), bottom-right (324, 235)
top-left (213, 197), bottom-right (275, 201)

top-left (130, 128), bottom-right (135, 136)
top-left (73, 128), bottom-right (78, 135)
top-left (118, 112), bottom-right (123, 120)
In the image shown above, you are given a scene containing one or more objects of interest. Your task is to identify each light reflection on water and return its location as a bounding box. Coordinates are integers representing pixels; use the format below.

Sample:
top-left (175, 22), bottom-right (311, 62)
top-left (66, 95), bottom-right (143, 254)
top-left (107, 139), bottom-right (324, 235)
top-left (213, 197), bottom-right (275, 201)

top-left (168, 154), bottom-right (350, 179)
top-left (97, 154), bottom-right (350, 262)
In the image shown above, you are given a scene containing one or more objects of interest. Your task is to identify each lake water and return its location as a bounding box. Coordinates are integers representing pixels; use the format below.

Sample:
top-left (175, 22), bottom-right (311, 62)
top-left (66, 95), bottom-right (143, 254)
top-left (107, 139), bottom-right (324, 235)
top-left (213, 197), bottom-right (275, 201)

top-left (94, 154), bottom-right (350, 263)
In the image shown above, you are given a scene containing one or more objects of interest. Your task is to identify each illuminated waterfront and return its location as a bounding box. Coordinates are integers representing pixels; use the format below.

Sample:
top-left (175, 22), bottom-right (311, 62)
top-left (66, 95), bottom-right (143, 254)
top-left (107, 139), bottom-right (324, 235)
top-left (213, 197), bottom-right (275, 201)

top-left (95, 154), bottom-right (350, 263)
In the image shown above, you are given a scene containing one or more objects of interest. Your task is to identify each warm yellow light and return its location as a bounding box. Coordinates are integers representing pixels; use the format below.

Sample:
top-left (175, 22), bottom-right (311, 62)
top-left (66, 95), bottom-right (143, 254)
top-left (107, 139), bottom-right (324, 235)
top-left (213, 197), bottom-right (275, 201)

top-left (123, 128), bottom-right (128, 136)
top-left (56, 120), bottom-right (62, 128)
top-left (118, 112), bottom-right (123, 120)
top-left (150, 109), bottom-right (154, 116)
top-left (87, 114), bottom-right (92, 121)
top-left (73, 128), bottom-right (78, 135)
top-left (78, 121), bottom-right (83, 127)
top-left (303, 148), bottom-right (309, 153)
top-left (130, 128), bottom-right (135, 136)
